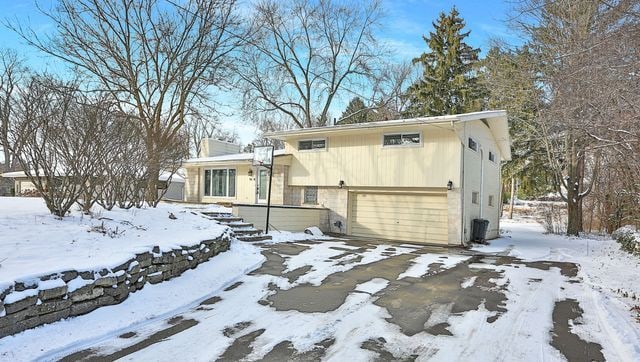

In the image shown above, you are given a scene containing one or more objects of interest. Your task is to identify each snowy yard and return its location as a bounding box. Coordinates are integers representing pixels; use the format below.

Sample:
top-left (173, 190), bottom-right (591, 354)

top-left (0, 197), bottom-right (231, 289)
top-left (0, 215), bottom-right (638, 361)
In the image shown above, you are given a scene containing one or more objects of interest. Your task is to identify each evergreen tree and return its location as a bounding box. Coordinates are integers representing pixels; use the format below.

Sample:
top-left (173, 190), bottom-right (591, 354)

top-left (481, 46), bottom-right (552, 200)
top-left (337, 97), bottom-right (371, 124)
top-left (407, 7), bottom-right (483, 116)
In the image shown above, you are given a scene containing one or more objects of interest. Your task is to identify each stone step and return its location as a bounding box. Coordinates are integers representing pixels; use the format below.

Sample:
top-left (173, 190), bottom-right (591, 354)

top-left (237, 235), bottom-right (273, 242)
top-left (233, 228), bottom-right (263, 236)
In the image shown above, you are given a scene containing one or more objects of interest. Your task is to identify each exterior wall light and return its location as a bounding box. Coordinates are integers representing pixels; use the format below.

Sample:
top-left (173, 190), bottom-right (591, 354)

top-left (248, 169), bottom-right (253, 177)
top-left (447, 180), bottom-right (453, 190)
top-left (339, 180), bottom-right (345, 189)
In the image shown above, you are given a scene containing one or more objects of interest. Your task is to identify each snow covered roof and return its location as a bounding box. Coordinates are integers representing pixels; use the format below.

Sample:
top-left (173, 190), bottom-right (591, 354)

top-left (2, 170), bottom-right (185, 183)
top-left (265, 110), bottom-right (512, 160)
top-left (183, 149), bottom-right (288, 164)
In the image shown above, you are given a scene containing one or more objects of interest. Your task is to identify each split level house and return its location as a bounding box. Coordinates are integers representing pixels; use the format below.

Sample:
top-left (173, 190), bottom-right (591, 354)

top-left (183, 110), bottom-right (511, 246)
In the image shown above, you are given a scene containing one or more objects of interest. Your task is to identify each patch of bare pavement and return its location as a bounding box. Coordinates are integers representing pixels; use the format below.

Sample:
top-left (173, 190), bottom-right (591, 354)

top-left (59, 239), bottom-right (602, 361)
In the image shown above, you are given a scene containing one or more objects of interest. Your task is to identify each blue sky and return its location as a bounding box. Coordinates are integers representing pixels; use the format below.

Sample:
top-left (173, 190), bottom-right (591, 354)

top-left (0, 0), bottom-right (523, 144)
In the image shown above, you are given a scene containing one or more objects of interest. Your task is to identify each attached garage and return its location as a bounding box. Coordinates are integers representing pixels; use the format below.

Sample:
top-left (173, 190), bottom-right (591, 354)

top-left (348, 192), bottom-right (449, 245)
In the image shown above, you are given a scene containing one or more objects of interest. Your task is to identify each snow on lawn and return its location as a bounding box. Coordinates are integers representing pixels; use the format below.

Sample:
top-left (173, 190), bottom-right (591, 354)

top-left (0, 240), bottom-right (265, 361)
top-left (0, 197), bottom-right (230, 287)
top-left (473, 218), bottom-right (640, 360)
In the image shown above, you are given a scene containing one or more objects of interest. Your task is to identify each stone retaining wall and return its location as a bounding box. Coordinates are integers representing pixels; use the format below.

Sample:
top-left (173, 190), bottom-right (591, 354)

top-left (0, 235), bottom-right (231, 338)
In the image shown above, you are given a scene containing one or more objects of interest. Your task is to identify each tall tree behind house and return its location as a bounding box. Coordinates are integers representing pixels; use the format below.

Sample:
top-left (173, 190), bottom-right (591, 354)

top-left (407, 7), bottom-right (484, 117)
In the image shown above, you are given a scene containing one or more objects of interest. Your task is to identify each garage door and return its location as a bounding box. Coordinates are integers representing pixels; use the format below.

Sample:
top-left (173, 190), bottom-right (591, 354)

top-left (349, 192), bottom-right (448, 244)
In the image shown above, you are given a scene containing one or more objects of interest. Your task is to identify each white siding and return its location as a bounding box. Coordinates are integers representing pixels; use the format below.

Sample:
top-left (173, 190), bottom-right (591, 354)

top-left (233, 205), bottom-right (329, 232)
top-left (460, 120), bottom-right (502, 241)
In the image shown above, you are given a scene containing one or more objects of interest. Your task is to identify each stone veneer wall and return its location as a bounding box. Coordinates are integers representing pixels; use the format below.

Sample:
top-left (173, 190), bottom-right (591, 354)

top-left (0, 234), bottom-right (231, 338)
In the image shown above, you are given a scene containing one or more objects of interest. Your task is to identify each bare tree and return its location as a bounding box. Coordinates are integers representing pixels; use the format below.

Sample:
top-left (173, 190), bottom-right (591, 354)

top-left (0, 49), bottom-right (27, 175)
top-left (238, 0), bottom-right (385, 128)
top-left (9, 0), bottom-right (243, 204)
top-left (513, 0), bottom-right (640, 235)
top-left (8, 76), bottom-right (105, 217)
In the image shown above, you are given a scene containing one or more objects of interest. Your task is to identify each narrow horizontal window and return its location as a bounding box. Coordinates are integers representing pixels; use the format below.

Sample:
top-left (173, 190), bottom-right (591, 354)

top-left (383, 133), bottom-right (421, 146)
top-left (298, 139), bottom-right (326, 150)
top-left (468, 138), bottom-right (478, 151)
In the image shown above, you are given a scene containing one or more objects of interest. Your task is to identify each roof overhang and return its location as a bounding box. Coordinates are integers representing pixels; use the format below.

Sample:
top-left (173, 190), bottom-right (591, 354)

top-left (265, 110), bottom-right (511, 161)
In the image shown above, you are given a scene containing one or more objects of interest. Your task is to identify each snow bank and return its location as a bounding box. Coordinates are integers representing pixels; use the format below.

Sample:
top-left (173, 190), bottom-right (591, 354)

top-left (0, 197), bottom-right (230, 286)
top-left (0, 240), bottom-right (264, 361)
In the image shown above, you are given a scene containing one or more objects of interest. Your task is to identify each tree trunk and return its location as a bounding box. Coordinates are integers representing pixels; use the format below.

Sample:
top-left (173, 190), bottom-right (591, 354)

top-left (509, 177), bottom-right (516, 219)
top-left (146, 150), bottom-right (161, 207)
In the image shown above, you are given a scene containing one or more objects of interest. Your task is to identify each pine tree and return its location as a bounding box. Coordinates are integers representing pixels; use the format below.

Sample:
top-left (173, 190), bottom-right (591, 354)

top-left (407, 7), bottom-right (483, 116)
top-left (337, 97), bottom-right (371, 125)
top-left (481, 46), bottom-right (551, 198)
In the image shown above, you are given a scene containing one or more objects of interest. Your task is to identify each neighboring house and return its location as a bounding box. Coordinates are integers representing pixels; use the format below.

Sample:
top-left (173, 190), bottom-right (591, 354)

top-left (0, 171), bottom-right (39, 195)
top-left (158, 171), bottom-right (185, 201)
top-left (184, 110), bottom-right (511, 246)
top-left (1, 170), bottom-right (185, 201)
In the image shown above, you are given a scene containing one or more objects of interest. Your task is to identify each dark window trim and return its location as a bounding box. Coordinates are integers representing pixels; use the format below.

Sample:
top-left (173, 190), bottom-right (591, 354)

top-left (382, 132), bottom-right (422, 148)
top-left (468, 137), bottom-right (478, 152)
top-left (298, 138), bottom-right (327, 151)
top-left (203, 168), bottom-right (236, 198)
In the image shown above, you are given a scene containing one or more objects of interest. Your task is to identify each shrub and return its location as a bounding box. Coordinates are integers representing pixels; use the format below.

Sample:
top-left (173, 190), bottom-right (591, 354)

top-left (612, 226), bottom-right (640, 256)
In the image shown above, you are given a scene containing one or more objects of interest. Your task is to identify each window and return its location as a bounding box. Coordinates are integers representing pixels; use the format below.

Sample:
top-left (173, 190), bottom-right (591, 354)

top-left (204, 168), bottom-right (236, 197)
top-left (489, 151), bottom-right (496, 162)
top-left (472, 191), bottom-right (479, 205)
top-left (468, 137), bottom-right (478, 151)
top-left (298, 139), bottom-right (326, 150)
top-left (383, 133), bottom-right (421, 146)
top-left (488, 195), bottom-right (495, 207)
top-left (304, 186), bottom-right (318, 204)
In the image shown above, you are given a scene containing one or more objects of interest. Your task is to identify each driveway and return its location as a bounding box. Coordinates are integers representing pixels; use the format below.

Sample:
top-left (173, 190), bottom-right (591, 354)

top-left (59, 238), bottom-right (604, 361)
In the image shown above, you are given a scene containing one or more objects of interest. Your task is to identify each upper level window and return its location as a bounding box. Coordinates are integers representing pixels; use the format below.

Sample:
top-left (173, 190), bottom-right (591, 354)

top-left (298, 139), bottom-right (326, 151)
top-left (383, 133), bottom-right (421, 146)
top-left (204, 168), bottom-right (236, 197)
top-left (489, 151), bottom-right (496, 162)
top-left (468, 137), bottom-right (478, 151)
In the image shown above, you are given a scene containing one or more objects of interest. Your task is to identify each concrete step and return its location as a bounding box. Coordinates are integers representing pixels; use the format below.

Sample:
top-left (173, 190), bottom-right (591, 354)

top-left (201, 212), bottom-right (233, 217)
top-left (233, 228), bottom-right (263, 236)
top-left (213, 216), bottom-right (244, 223)
top-left (237, 235), bottom-right (273, 242)
top-left (221, 222), bottom-right (254, 228)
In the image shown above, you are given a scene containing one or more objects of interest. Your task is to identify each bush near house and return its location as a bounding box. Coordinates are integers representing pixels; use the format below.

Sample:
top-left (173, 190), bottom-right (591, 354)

top-left (612, 226), bottom-right (640, 256)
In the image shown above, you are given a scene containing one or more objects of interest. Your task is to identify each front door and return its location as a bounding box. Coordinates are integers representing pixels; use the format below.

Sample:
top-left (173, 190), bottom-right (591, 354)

top-left (257, 168), bottom-right (268, 203)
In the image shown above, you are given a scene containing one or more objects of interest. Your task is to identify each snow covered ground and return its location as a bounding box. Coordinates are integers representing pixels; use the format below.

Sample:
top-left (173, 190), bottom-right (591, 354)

top-left (0, 197), bottom-right (230, 289)
top-left (473, 219), bottom-right (640, 360)
top-left (1, 212), bottom-right (639, 361)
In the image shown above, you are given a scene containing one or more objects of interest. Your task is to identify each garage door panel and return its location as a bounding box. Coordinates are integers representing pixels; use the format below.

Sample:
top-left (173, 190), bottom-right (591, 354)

top-left (350, 228), bottom-right (449, 243)
top-left (353, 206), bottom-right (448, 215)
top-left (349, 192), bottom-right (449, 245)
top-left (351, 218), bottom-right (448, 228)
